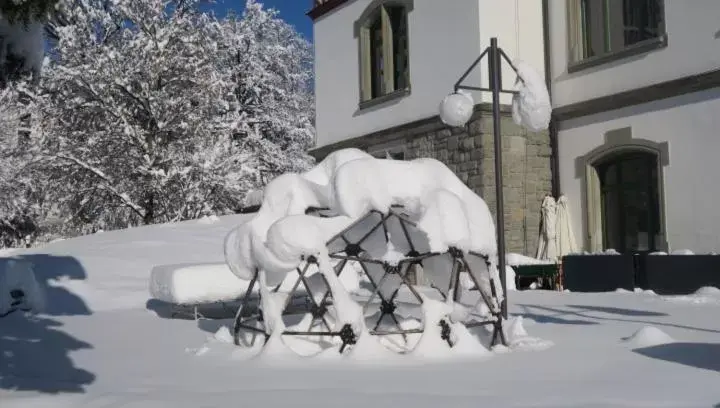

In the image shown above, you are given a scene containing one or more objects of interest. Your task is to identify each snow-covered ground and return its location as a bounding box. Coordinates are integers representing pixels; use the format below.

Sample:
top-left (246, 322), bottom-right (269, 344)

top-left (1, 215), bottom-right (719, 407)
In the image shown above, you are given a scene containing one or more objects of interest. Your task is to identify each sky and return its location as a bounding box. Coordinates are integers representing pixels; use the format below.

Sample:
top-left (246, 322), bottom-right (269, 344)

top-left (204, 0), bottom-right (314, 41)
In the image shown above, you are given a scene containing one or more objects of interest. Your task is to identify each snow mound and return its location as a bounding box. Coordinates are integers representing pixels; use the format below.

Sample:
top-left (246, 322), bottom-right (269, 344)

top-left (622, 326), bottom-right (674, 348)
top-left (694, 286), bottom-right (720, 296)
top-left (503, 316), bottom-right (554, 351)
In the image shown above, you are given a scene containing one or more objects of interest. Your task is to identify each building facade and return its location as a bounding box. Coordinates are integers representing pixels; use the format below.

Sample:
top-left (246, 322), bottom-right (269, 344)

top-left (308, 0), bottom-right (554, 255)
top-left (547, 0), bottom-right (720, 254)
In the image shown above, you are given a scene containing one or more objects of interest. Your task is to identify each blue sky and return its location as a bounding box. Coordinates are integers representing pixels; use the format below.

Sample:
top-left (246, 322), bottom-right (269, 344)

top-left (204, 0), bottom-right (314, 41)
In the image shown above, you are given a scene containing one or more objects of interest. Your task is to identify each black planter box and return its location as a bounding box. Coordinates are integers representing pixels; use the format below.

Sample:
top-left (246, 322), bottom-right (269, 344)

top-left (562, 254), bottom-right (635, 292)
top-left (641, 255), bottom-right (720, 295)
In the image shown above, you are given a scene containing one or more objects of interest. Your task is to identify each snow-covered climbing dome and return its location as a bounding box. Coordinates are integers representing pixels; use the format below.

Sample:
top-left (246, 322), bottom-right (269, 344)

top-left (224, 148), bottom-right (499, 288)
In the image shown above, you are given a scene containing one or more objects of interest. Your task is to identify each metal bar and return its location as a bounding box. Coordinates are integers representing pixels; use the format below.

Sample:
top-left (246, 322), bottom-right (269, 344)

top-left (461, 257), bottom-right (499, 315)
top-left (388, 209), bottom-right (418, 227)
top-left (397, 216), bottom-right (417, 253)
top-left (329, 254), bottom-right (385, 265)
top-left (464, 320), bottom-right (498, 328)
top-left (454, 47), bottom-right (489, 91)
top-left (456, 85), bottom-right (519, 95)
top-left (356, 213), bottom-right (392, 245)
top-left (237, 323), bottom-right (266, 334)
top-left (489, 37), bottom-right (508, 319)
top-left (233, 274), bottom-right (258, 345)
top-left (282, 330), bottom-right (339, 336)
top-left (370, 328), bottom-right (425, 336)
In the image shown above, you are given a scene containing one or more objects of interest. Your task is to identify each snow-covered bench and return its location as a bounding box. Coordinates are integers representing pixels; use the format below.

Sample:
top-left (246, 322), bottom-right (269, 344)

top-left (148, 262), bottom-right (358, 320)
top-left (1, 257), bottom-right (45, 317)
top-left (149, 263), bottom-right (256, 319)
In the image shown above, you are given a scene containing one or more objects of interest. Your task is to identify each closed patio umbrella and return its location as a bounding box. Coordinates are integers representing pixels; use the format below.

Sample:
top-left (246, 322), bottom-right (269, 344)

top-left (555, 195), bottom-right (578, 259)
top-left (536, 195), bottom-right (557, 261)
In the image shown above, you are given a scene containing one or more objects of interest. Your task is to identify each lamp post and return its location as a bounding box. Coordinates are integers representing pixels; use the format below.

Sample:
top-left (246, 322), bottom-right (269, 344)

top-left (439, 37), bottom-right (526, 319)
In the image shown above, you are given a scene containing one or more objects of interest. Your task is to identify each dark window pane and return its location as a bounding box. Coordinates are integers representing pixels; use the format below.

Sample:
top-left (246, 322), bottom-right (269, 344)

top-left (369, 15), bottom-right (384, 98)
top-left (598, 151), bottom-right (660, 253)
top-left (388, 6), bottom-right (408, 91)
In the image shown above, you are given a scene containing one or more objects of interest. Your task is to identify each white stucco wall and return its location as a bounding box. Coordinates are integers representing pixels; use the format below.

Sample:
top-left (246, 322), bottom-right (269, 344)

top-left (558, 88), bottom-right (720, 254)
top-left (546, 0), bottom-right (720, 108)
top-left (312, 0), bottom-right (545, 148)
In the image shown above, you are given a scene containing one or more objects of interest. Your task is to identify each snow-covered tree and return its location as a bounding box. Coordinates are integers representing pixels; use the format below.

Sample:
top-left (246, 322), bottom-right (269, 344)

top-left (218, 0), bottom-right (315, 179)
top-left (1, 0), bottom-right (317, 240)
top-left (0, 83), bottom-right (44, 247)
top-left (32, 0), bottom-right (256, 230)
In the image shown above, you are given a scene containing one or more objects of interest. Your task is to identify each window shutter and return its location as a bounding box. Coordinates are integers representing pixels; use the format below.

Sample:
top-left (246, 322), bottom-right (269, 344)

top-left (566, 0), bottom-right (582, 62)
top-left (381, 5), bottom-right (395, 94)
top-left (360, 26), bottom-right (372, 101)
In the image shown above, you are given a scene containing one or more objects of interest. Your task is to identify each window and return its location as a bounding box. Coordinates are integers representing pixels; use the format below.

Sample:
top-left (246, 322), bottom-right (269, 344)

top-left (357, 1), bottom-right (411, 106)
top-left (370, 146), bottom-right (406, 160)
top-left (567, 0), bottom-right (666, 69)
top-left (596, 151), bottom-right (661, 253)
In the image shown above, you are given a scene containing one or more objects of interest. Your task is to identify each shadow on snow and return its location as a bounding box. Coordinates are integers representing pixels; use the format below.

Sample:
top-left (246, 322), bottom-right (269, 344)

top-left (1, 254), bottom-right (95, 394)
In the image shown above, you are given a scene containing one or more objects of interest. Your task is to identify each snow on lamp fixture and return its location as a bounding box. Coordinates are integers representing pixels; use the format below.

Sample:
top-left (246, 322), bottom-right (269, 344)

top-left (439, 91), bottom-right (474, 127)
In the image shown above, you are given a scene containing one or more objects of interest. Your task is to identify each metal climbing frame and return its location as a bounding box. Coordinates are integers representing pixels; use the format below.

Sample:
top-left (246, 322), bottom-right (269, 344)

top-left (232, 205), bottom-right (507, 353)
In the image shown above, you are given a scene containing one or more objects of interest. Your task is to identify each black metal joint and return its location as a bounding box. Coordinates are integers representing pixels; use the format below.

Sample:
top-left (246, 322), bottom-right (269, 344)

top-left (380, 300), bottom-right (396, 315)
top-left (310, 303), bottom-right (328, 319)
top-left (448, 247), bottom-right (464, 259)
top-left (439, 319), bottom-right (453, 347)
top-left (383, 262), bottom-right (400, 275)
top-left (301, 254), bottom-right (318, 264)
top-left (10, 289), bottom-right (24, 300)
top-left (344, 243), bottom-right (363, 257)
top-left (339, 324), bottom-right (357, 352)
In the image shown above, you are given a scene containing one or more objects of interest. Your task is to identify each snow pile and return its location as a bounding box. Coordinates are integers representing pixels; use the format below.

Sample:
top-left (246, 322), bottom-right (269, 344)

top-left (501, 316), bottom-right (554, 351)
top-left (507, 252), bottom-right (555, 266)
top-left (511, 59), bottom-right (551, 132)
top-left (0, 257), bottom-right (45, 315)
top-left (661, 286), bottom-right (720, 305)
top-left (621, 326), bottom-right (674, 348)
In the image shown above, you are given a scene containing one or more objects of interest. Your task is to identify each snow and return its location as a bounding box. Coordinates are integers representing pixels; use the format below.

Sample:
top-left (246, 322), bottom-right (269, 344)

top-left (511, 59), bottom-right (552, 132)
top-left (149, 263), bottom-right (252, 305)
top-left (439, 90), bottom-right (474, 127)
top-left (2, 215), bottom-right (720, 406)
top-left (622, 326), bottom-right (675, 348)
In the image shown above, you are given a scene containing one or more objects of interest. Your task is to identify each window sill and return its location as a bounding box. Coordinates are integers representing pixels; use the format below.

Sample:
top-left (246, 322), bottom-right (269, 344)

top-left (568, 34), bottom-right (668, 74)
top-left (358, 88), bottom-right (410, 111)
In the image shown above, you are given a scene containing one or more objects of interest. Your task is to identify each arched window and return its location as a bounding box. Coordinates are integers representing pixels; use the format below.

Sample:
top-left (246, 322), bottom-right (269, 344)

top-left (576, 127), bottom-right (669, 253)
top-left (355, 0), bottom-right (412, 105)
top-left (596, 151), bottom-right (661, 253)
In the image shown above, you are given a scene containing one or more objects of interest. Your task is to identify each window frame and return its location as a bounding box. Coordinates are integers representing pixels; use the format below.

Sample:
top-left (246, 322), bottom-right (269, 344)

top-left (354, 0), bottom-right (413, 110)
top-left (566, 0), bottom-right (668, 73)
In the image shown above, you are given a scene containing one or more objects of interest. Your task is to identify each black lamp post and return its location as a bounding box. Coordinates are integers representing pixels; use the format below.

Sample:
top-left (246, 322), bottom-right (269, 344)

top-left (440, 37), bottom-right (524, 319)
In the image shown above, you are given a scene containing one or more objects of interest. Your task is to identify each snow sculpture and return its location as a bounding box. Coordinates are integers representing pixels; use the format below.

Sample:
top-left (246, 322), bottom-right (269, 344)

top-left (224, 149), bottom-right (507, 355)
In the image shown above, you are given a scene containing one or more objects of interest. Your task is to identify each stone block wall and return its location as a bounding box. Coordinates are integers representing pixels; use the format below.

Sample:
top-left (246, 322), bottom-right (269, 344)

top-left (311, 105), bottom-right (553, 256)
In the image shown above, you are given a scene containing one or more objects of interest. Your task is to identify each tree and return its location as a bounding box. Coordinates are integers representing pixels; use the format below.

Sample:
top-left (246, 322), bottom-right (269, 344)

top-left (32, 0), bottom-right (256, 230)
top-left (218, 0), bottom-right (315, 180)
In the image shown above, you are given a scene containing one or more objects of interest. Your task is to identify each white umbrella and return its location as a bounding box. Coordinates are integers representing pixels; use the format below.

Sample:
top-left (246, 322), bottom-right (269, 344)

top-left (555, 195), bottom-right (578, 259)
top-left (536, 195), bottom-right (557, 261)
